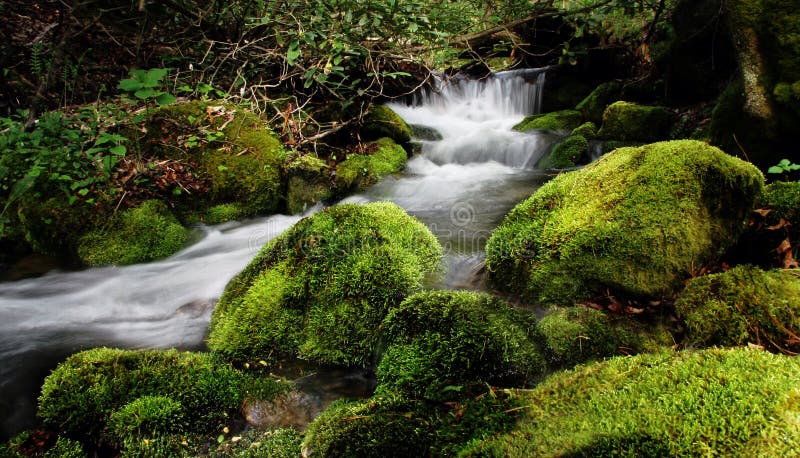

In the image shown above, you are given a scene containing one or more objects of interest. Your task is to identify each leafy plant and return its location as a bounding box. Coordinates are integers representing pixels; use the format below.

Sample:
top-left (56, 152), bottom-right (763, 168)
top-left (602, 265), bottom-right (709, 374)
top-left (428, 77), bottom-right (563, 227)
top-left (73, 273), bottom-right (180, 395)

top-left (118, 68), bottom-right (176, 107)
top-left (767, 158), bottom-right (800, 174)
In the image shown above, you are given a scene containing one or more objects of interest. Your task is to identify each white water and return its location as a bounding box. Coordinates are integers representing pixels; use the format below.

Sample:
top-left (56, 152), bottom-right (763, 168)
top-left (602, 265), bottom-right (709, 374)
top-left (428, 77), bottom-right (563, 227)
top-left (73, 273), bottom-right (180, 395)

top-left (0, 69), bottom-right (557, 438)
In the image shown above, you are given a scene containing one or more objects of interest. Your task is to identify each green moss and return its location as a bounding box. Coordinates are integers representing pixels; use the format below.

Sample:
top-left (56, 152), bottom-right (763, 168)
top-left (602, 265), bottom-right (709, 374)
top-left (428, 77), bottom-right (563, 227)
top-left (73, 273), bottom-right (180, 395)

top-left (536, 134), bottom-right (589, 169)
top-left (512, 110), bottom-right (583, 133)
top-left (204, 203), bottom-right (245, 224)
top-left (211, 428), bottom-right (303, 458)
top-left (486, 140), bottom-right (764, 305)
top-left (76, 200), bottom-right (187, 266)
top-left (598, 101), bottom-right (673, 142)
top-left (676, 265), bottom-right (800, 352)
top-left (284, 155), bottom-right (331, 215)
top-left (208, 202), bottom-right (442, 365)
top-left (37, 348), bottom-right (250, 440)
top-left (42, 437), bottom-right (85, 458)
top-left (537, 307), bottom-right (673, 368)
top-left (763, 180), bottom-right (800, 229)
top-left (376, 291), bottom-right (546, 401)
top-left (335, 138), bottom-right (407, 194)
top-left (106, 396), bottom-right (186, 449)
top-left (361, 105), bottom-right (412, 144)
top-left (575, 81), bottom-right (623, 125)
top-left (15, 195), bottom-right (100, 257)
top-left (571, 121), bottom-right (598, 139)
top-left (461, 348), bottom-right (800, 457)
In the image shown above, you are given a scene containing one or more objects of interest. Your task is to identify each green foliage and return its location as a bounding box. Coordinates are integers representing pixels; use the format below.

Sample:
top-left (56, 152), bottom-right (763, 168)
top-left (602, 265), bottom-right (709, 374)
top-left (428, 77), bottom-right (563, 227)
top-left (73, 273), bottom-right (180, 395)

top-left (210, 428), bottom-right (303, 458)
top-left (536, 134), bottom-right (588, 169)
top-left (77, 200), bottom-right (187, 266)
top-left (463, 348), bottom-right (800, 456)
top-left (38, 348), bottom-right (245, 440)
top-left (42, 437), bottom-right (85, 458)
top-left (486, 140), bottom-right (764, 305)
top-left (361, 105), bottom-right (412, 144)
top-left (512, 110), bottom-right (584, 133)
top-left (767, 158), bottom-right (800, 175)
top-left (208, 202), bottom-right (442, 365)
top-left (118, 68), bottom-right (176, 107)
top-left (676, 265), bottom-right (800, 353)
top-left (537, 307), bottom-right (673, 368)
top-left (376, 291), bottom-right (546, 401)
top-left (598, 101), bottom-right (674, 142)
top-left (335, 138), bottom-right (407, 194)
top-left (106, 396), bottom-right (186, 449)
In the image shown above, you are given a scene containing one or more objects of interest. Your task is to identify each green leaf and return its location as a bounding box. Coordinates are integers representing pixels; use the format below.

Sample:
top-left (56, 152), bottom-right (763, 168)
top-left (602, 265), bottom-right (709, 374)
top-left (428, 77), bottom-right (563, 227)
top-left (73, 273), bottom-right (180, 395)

top-left (143, 68), bottom-right (169, 87)
top-left (109, 145), bottom-right (127, 156)
top-left (287, 41), bottom-right (301, 66)
top-left (77, 188), bottom-right (90, 196)
top-left (118, 78), bottom-right (142, 92)
top-left (778, 159), bottom-right (791, 167)
top-left (768, 166), bottom-right (785, 174)
top-left (134, 88), bottom-right (160, 100)
top-left (156, 93), bottom-right (177, 106)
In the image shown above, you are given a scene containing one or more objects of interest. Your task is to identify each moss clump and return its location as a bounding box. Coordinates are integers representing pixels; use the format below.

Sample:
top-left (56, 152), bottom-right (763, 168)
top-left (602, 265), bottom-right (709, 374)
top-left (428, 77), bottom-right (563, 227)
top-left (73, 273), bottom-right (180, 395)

top-left (598, 101), bottom-right (673, 142)
top-left (512, 109), bottom-right (583, 133)
top-left (204, 203), bottom-right (245, 225)
top-left (571, 121), bottom-right (598, 139)
top-left (537, 307), bottom-right (673, 368)
top-left (76, 200), bottom-right (187, 266)
top-left (486, 140), bottom-right (764, 305)
top-left (536, 134), bottom-right (589, 169)
top-left (37, 348), bottom-right (256, 440)
top-left (762, 180), bottom-right (800, 230)
top-left (15, 195), bottom-right (100, 257)
top-left (461, 348), bottom-right (800, 457)
top-left (575, 81), bottom-right (623, 125)
top-left (43, 437), bottom-right (85, 458)
top-left (208, 202), bottom-right (442, 365)
top-left (376, 291), bottom-right (545, 401)
top-left (334, 138), bottom-right (407, 194)
top-left (284, 155), bottom-right (331, 215)
top-left (211, 428), bottom-right (303, 458)
top-left (106, 395), bottom-right (185, 449)
top-left (361, 105), bottom-right (412, 144)
top-left (676, 265), bottom-right (800, 353)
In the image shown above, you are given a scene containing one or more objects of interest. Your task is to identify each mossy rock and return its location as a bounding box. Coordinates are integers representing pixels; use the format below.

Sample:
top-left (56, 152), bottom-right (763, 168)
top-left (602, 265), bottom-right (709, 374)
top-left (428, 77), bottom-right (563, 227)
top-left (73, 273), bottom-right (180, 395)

top-left (676, 265), bottom-right (800, 353)
top-left (460, 348), bottom-right (800, 456)
top-left (210, 427), bottom-right (303, 458)
top-left (571, 121), bottom-right (598, 139)
top-left (106, 395), bottom-right (186, 450)
top-left (536, 134), bottom-right (589, 169)
top-left (152, 101), bottom-right (285, 217)
top-left (15, 195), bottom-right (100, 257)
top-left (37, 348), bottom-right (262, 440)
top-left (334, 137), bottom-right (407, 195)
top-left (302, 391), bottom-right (520, 458)
top-left (409, 124), bottom-right (443, 141)
top-left (208, 202), bottom-right (442, 365)
top-left (762, 180), bottom-right (800, 232)
top-left (204, 203), bottom-right (246, 225)
top-left (486, 140), bottom-right (764, 305)
top-left (376, 291), bottom-right (546, 401)
top-left (361, 105), bottom-right (412, 144)
top-left (512, 110), bottom-right (583, 133)
top-left (76, 200), bottom-right (187, 266)
top-left (575, 81), bottom-right (623, 125)
top-left (537, 307), bottom-right (673, 368)
top-left (598, 101), bottom-right (674, 142)
top-left (284, 155), bottom-right (331, 215)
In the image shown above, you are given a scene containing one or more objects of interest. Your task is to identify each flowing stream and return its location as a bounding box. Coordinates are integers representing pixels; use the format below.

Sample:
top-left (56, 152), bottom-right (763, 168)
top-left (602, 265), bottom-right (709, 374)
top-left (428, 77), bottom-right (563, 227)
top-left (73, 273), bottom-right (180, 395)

top-left (0, 68), bottom-right (560, 439)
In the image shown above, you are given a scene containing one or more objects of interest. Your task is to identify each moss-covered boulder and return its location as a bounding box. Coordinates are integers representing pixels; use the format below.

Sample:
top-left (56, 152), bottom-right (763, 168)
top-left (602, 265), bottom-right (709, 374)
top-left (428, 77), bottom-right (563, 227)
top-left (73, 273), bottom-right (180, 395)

top-left (284, 155), bottom-right (331, 214)
top-left (361, 105), bottom-right (412, 144)
top-left (536, 134), bottom-right (588, 169)
top-left (208, 202), bottom-right (442, 365)
top-left (76, 200), bottom-right (187, 266)
top-left (376, 291), bottom-right (545, 401)
top-left (537, 307), bottom-right (673, 368)
top-left (461, 348), bottom-right (800, 456)
top-left (15, 195), bottom-right (100, 258)
top-left (598, 101), bottom-right (674, 142)
top-left (334, 137), bottom-right (407, 195)
top-left (486, 140), bottom-right (764, 305)
top-left (571, 121), bottom-right (598, 139)
top-left (105, 395), bottom-right (186, 451)
top-left (37, 348), bottom-right (271, 440)
top-left (513, 109), bottom-right (583, 133)
top-left (676, 265), bottom-right (800, 353)
top-left (575, 81), bottom-right (623, 125)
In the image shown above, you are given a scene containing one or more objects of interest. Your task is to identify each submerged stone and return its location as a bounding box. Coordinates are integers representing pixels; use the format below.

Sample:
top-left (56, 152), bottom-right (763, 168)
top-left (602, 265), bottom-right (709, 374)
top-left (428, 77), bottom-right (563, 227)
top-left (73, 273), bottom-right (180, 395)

top-left (486, 140), bottom-right (764, 305)
top-left (676, 265), bottom-right (800, 353)
top-left (208, 202), bottom-right (441, 365)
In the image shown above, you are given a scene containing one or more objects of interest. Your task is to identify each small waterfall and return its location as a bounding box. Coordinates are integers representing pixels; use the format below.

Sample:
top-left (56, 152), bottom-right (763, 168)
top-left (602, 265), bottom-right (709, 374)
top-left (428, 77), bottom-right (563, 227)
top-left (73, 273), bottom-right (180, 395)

top-left (389, 68), bottom-right (559, 169)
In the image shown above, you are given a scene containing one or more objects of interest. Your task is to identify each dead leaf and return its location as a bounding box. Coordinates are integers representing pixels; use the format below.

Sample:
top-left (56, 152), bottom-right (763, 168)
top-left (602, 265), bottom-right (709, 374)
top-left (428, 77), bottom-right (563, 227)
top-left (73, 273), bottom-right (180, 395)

top-left (753, 208), bottom-right (772, 217)
top-left (766, 218), bottom-right (791, 231)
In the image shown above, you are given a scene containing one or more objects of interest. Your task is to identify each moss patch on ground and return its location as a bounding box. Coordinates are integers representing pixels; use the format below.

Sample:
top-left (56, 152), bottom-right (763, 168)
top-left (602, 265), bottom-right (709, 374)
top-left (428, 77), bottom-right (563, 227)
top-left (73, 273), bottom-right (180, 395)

top-left (462, 348), bottom-right (800, 457)
top-left (676, 265), bottom-right (800, 353)
top-left (208, 202), bottom-right (441, 365)
top-left (76, 200), bottom-right (187, 266)
top-left (598, 101), bottom-right (674, 142)
top-left (486, 140), bottom-right (764, 305)
top-left (376, 291), bottom-right (545, 401)
top-left (513, 110), bottom-right (584, 133)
